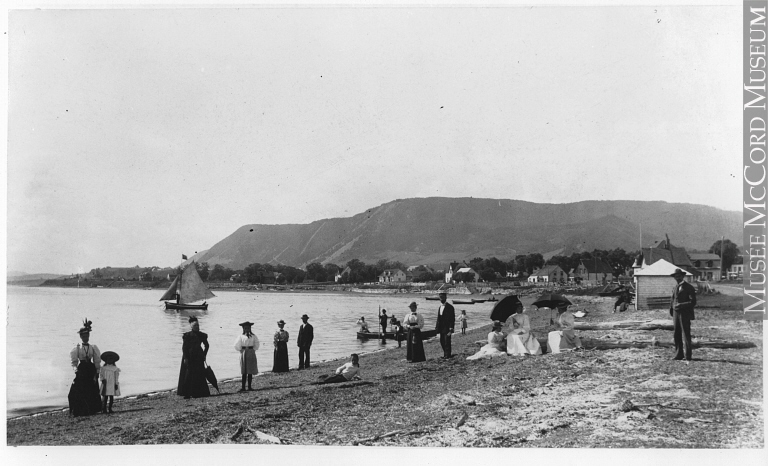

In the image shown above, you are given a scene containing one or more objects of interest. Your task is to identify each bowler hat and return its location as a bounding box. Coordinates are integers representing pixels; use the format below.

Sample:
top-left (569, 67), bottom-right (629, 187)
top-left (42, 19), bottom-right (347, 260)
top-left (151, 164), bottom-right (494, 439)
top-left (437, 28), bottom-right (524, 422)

top-left (670, 268), bottom-right (687, 277)
top-left (239, 321), bottom-right (254, 327)
top-left (301, 314), bottom-right (309, 320)
top-left (408, 302), bottom-right (418, 308)
top-left (277, 319), bottom-right (285, 325)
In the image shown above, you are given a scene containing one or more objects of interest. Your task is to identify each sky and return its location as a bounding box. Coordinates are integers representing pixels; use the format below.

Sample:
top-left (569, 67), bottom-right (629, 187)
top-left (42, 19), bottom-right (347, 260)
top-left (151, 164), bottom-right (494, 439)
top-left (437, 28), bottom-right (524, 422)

top-left (6, 4), bottom-right (743, 275)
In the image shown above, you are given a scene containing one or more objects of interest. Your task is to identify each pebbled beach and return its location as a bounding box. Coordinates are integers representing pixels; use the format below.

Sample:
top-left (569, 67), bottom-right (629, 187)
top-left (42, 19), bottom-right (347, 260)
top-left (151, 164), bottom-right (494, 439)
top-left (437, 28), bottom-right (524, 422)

top-left (6, 293), bottom-right (763, 448)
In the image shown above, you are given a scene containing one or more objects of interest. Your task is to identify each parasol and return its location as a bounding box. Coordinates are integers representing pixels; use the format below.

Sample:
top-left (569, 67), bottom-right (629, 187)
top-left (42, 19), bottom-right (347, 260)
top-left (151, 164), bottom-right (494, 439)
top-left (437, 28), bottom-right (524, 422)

top-left (204, 361), bottom-right (220, 393)
top-left (489, 295), bottom-right (523, 323)
top-left (532, 293), bottom-right (572, 309)
top-left (532, 293), bottom-right (572, 325)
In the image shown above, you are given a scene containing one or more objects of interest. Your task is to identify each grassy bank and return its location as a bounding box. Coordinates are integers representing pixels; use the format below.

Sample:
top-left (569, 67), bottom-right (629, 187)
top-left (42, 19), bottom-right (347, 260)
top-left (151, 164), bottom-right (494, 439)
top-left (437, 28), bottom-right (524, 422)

top-left (6, 294), bottom-right (762, 448)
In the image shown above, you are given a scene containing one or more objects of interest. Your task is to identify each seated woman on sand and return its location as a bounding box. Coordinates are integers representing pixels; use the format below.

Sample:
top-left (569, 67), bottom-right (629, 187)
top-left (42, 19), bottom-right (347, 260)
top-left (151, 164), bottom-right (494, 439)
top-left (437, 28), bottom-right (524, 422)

top-left (506, 303), bottom-right (542, 356)
top-left (547, 304), bottom-right (582, 354)
top-left (467, 321), bottom-right (507, 360)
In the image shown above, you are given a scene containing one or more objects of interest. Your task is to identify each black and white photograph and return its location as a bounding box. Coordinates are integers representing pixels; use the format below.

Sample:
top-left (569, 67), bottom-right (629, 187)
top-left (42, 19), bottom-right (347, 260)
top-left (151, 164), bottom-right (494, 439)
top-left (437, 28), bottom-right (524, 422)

top-left (3, 0), bottom-right (766, 464)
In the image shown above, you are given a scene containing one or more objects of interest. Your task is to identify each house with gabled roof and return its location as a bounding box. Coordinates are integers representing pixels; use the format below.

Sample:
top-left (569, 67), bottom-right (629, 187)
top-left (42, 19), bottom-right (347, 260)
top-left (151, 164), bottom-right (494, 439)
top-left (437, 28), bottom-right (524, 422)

top-left (689, 253), bottom-right (722, 281)
top-left (574, 259), bottom-right (614, 284)
top-left (378, 269), bottom-right (406, 283)
top-left (527, 265), bottom-right (567, 283)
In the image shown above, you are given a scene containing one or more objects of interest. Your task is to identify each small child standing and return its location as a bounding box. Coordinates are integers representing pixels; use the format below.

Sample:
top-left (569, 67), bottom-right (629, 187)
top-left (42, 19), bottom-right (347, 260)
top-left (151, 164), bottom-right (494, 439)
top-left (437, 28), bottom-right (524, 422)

top-left (99, 351), bottom-right (121, 414)
top-left (458, 310), bottom-right (468, 335)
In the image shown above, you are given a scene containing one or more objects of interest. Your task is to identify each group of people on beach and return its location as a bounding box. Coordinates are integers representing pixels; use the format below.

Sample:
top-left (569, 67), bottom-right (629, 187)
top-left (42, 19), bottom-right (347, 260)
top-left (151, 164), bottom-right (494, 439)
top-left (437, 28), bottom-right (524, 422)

top-left (67, 269), bottom-right (697, 416)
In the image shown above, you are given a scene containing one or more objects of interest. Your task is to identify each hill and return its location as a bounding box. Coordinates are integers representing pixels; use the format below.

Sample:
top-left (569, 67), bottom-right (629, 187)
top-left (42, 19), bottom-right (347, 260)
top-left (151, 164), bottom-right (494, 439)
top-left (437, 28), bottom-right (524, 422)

top-left (195, 198), bottom-right (740, 270)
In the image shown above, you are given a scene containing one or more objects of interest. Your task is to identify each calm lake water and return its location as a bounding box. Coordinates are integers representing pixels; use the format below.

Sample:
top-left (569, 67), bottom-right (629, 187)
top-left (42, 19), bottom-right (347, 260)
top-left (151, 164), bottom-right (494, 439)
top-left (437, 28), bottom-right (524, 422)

top-left (6, 286), bottom-right (496, 417)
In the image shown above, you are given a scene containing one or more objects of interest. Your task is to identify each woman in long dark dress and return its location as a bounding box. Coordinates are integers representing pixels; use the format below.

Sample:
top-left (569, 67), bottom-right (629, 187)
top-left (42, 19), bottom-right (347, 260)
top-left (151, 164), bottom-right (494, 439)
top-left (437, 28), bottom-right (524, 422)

top-left (272, 319), bottom-right (290, 373)
top-left (68, 319), bottom-right (103, 416)
top-left (177, 316), bottom-right (210, 399)
top-left (403, 302), bottom-right (426, 363)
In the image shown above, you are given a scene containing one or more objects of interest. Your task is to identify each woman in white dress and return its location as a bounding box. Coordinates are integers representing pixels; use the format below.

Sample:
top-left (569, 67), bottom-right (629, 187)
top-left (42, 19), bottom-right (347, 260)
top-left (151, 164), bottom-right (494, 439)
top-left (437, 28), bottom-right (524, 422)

top-left (506, 304), bottom-right (542, 356)
top-left (547, 304), bottom-right (582, 354)
top-left (467, 321), bottom-right (507, 360)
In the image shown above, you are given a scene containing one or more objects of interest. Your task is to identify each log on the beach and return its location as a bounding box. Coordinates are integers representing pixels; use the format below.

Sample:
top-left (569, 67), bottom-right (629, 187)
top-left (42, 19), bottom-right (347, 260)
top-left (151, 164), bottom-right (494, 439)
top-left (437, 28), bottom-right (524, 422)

top-left (531, 337), bottom-right (755, 350)
top-left (573, 319), bottom-right (674, 331)
top-left (577, 337), bottom-right (757, 350)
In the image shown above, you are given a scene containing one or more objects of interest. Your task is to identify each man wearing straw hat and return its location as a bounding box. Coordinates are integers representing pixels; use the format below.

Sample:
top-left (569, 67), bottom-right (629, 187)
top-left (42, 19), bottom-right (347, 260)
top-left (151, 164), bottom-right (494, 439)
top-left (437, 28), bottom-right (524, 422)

top-left (234, 321), bottom-right (260, 391)
top-left (669, 268), bottom-right (697, 362)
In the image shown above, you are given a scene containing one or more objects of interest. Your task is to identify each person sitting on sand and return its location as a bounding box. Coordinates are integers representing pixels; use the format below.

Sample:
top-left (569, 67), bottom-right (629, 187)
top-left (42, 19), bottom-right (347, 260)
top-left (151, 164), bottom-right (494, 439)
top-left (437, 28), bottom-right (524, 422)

top-left (356, 316), bottom-right (370, 333)
top-left (317, 354), bottom-right (361, 384)
top-left (547, 304), bottom-right (582, 354)
top-left (467, 321), bottom-right (507, 360)
top-left (505, 303), bottom-right (542, 356)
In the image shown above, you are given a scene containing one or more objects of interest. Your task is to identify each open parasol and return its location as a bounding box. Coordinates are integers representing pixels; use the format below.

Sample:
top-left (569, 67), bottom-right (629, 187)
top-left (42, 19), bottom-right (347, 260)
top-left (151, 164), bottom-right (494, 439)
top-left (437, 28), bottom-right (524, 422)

top-left (532, 293), bottom-right (572, 309)
top-left (532, 293), bottom-right (572, 325)
top-left (204, 361), bottom-right (220, 393)
top-left (489, 295), bottom-right (523, 323)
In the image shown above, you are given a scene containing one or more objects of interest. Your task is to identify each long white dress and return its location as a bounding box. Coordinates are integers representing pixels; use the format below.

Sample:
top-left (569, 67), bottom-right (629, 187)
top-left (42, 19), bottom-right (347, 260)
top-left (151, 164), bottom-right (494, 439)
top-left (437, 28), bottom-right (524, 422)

top-left (99, 365), bottom-right (121, 396)
top-left (467, 330), bottom-right (507, 360)
top-left (506, 314), bottom-right (542, 356)
top-left (547, 311), bottom-right (582, 354)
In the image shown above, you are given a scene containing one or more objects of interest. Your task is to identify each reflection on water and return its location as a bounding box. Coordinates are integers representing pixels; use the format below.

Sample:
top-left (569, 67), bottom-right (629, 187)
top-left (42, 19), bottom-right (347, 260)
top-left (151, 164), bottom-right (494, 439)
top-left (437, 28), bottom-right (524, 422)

top-left (6, 287), bottom-right (496, 417)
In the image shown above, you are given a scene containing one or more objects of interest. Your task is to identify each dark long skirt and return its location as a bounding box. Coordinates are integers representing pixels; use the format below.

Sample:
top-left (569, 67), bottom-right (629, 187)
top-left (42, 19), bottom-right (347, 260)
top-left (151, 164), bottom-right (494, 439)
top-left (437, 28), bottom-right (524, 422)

top-left (177, 357), bottom-right (210, 398)
top-left (68, 361), bottom-right (102, 416)
top-left (406, 328), bottom-right (426, 362)
top-left (273, 341), bottom-right (289, 372)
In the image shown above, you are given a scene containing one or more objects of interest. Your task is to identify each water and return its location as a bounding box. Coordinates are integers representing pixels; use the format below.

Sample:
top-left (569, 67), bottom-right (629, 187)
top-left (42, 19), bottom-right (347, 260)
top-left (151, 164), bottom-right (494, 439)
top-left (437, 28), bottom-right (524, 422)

top-left (6, 286), bottom-right (495, 417)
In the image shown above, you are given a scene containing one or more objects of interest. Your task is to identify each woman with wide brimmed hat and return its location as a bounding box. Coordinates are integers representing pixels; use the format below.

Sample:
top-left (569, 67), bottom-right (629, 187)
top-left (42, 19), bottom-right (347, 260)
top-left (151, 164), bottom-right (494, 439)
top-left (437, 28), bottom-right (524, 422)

top-left (272, 319), bottom-right (290, 373)
top-left (467, 321), bottom-right (507, 360)
top-left (177, 316), bottom-right (210, 399)
top-left (234, 321), bottom-right (260, 391)
top-left (402, 302), bottom-right (426, 363)
top-left (68, 318), bottom-right (103, 416)
top-left (547, 303), bottom-right (582, 354)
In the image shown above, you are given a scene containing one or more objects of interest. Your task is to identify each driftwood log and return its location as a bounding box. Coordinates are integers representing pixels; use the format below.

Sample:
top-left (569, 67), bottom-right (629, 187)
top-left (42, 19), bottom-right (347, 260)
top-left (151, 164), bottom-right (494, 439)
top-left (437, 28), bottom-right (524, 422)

top-left (573, 319), bottom-right (674, 331)
top-left (532, 337), bottom-right (756, 350)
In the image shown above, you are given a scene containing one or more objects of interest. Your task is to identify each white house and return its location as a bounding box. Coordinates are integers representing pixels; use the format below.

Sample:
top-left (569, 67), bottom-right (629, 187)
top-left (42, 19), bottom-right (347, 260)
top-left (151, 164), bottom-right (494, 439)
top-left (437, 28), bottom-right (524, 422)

top-left (633, 259), bottom-right (693, 311)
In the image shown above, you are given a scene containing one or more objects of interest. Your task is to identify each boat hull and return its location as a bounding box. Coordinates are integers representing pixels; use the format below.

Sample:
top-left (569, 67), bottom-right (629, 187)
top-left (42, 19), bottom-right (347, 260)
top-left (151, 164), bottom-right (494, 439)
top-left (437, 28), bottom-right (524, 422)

top-left (452, 300), bottom-right (474, 305)
top-left (357, 329), bottom-right (438, 340)
top-left (165, 301), bottom-right (208, 311)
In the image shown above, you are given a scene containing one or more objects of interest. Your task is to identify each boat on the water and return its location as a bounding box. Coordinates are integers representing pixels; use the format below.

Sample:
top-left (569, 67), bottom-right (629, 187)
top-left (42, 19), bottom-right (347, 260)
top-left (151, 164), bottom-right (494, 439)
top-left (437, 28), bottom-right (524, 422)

top-left (452, 299), bottom-right (474, 305)
top-left (471, 298), bottom-right (487, 303)
top-left (357, 329), bottom-right (438, 340)
top-left (160, 261), bottom-right (216, 311)
top-left (425, 296), bottom-right (441, 301)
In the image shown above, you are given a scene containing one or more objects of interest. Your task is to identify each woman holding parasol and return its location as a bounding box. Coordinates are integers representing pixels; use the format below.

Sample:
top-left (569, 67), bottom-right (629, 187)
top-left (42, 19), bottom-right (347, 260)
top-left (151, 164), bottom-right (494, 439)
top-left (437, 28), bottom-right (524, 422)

top-left (177, 316), bottom-right (210, 399)
top-left (547, 303), bottom-right (582, 353)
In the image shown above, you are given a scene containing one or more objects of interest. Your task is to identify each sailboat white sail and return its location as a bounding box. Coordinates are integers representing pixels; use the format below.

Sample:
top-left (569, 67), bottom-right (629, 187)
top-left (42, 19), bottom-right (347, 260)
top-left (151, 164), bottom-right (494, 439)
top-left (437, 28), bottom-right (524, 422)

top-left (160, 262), bottom-right (215, 310)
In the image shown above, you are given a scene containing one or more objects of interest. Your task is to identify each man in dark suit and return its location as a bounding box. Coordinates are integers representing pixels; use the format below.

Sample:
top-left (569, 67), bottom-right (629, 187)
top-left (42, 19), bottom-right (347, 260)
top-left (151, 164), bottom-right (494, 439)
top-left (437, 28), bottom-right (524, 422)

top-left (435, 291), bottom-right (456, 359)
top-left (669, 268), bottom-right (697, 362)
top-left (297, 314), bottom-right (314, 369)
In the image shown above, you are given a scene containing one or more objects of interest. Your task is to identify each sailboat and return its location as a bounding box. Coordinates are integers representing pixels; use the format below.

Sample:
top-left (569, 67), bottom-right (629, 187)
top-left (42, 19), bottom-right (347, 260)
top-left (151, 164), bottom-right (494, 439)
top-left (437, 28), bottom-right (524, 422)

top-left (159, 262), bottom-right (216, 310)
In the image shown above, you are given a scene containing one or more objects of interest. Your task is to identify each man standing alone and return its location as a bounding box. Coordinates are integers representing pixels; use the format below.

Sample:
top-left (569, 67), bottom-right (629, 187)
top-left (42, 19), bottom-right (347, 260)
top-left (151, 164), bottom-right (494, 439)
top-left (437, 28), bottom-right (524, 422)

top-left (297, 314), bottom-right (314, 370)
top-left (669, 268), bottom-right (697, 362)
top-left (435, 291), bottom-right (455, 359)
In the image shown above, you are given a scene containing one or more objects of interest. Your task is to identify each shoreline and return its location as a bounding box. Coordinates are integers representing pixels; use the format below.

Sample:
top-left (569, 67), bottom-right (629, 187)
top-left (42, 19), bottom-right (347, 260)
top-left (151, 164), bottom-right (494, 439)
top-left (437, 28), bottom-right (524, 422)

top-left (6, 294), bottom-right (762, 447)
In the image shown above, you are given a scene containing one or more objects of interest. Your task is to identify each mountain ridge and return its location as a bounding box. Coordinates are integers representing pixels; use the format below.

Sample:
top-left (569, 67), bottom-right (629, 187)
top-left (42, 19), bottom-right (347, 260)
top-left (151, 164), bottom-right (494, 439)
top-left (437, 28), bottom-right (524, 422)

top-left (196, 198), bottom-right (740, 270)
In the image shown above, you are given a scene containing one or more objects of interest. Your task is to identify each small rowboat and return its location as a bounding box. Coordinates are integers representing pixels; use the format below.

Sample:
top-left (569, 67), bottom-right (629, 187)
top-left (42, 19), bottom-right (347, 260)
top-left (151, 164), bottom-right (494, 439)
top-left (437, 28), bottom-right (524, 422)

top-left (452, 299), bottom-right (474, 305)
top-left (357, 329), bottom-right (439, 340)
top-left (425, 296), bottom-right (441, 301)
top-left (471, 299), bottom-right (487, 303)
top-left (165, 301), bottom-right (208, 310)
